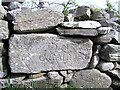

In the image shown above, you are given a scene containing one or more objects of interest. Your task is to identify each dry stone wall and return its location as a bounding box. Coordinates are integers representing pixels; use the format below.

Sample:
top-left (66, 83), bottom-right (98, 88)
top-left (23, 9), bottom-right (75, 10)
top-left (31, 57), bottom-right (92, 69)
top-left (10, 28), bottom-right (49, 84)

top-left (0, 1), bottom-right (120, 89)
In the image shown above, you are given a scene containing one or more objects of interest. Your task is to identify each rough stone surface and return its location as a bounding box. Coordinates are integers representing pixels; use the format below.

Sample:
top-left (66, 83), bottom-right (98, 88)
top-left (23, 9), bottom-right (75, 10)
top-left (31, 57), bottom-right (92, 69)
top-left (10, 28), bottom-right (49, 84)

top-left (0, 43), bottom-right (3, 57)
top-left (91, 10), bottom-right (110, 20)
top-left (47, 71), bottom-right (63, 84)
top-left (97, 61), bottom-right (114, 71)
top-left (99, 19), bottom-right (120, 30)
top-left (70, 69), bottom-right (112, 88)
top-left (89, 55), bottom-right (99, 69)
top-left (29, 73), bottom-right (45, 79)
top-left (69, 6), bottom-right (91, 20)
top-left (8, 1), bottom-right (21, 10)
top-left (56, 27), bottom-right (98, 36)
top-left (8, 8), bottom-right (64, 32)
top-left (9, 34), bottom-right (93, 73)
top-left (99, 44), bottom-right (120, 62)
top-left (0, 20), bottom-right (9, 40)
top-left (21, 76), bottom-right (62, 88)
top-left (0, 5), bottom-right (7, 20)
top-left (93, 29), bottom-right (117, 44)
top-left (97, 27), bottom-right (112, 35)
top-left (0, 57), bottom-right (7, 78)
top-left (60, 70), bottom-right (74, 82)
top-left (60, 21), bottom-right (101, 29)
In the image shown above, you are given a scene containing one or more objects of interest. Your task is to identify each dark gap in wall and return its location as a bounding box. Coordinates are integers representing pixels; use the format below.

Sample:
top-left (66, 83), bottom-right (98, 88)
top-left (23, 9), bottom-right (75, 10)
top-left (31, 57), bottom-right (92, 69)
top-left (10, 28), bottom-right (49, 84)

top-left (2, 39), bottom-right (11, 78)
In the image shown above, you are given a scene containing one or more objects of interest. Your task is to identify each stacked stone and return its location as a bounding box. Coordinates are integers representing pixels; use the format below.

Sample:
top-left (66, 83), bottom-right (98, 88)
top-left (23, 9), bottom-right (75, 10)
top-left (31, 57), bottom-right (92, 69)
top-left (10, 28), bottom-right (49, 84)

top-left (0, 4), bottom-right (9, 79)
top-left (0, 1), bottom-right (120, 89)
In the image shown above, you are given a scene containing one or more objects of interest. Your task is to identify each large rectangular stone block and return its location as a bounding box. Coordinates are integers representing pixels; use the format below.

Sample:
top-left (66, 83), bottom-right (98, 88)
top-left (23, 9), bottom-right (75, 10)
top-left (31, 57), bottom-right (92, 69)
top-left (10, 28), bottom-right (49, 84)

top-left (9, 34), bottom-right (93, 73)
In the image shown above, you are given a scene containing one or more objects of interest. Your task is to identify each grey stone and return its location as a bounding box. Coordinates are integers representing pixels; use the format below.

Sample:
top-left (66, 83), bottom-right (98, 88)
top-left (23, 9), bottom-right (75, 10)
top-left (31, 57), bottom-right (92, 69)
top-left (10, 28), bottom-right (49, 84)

top-left (99, 19), bottom-right (120, 30)
top-left (29, 73), bottom-right (46, 79)
top-left (93, 29), bottom-right (117, 44)
top-left (47, 71), bottom-right (63, 84)
top-left (93, 45), bottom-right (101, 55)
top-left (56, 27), bottom-right (98, 36)
top-left (66, 13), bottom-right (74, 22)
top-left (8, 8), bottom-right (64, 32)
top-left (60, 70), bottom-right (73, 82)
top-left (70, 69), bottom-right (112, 88)
top-left (0, 43), bottom-right (3, 57)
top-left (91, 10), bottom-right (110, 20)
top-left (69, 6), bottom-right (91, 20)
top-left (108, 70), bottom-right (120, 79)
top-left (97, 27), bottom-right (112, 35)
top-left (60, 21), bottom-right (101, 29)
top-left (99, 44), bottom-right (120, 62)
top-left (0, 5), bottom-right (7, 20)
top-left (0, 57), bottom-right (7, 78)
top-left (21, 76), bottom-right (62, 88)
top-left (114, 62), bottom-right (120, 70)
top-left (89, 55), bottom-right (99, 69)
top-left (0, 20), bottom-right (9, 40)
top-left (97, 61), bottom-right (114, 71)
top-left (9, 34), bottom-right (93, 73)
top-left (21, 0), bottom-right (49, 10)
top-left (8, 1), bottom-right (21, 10)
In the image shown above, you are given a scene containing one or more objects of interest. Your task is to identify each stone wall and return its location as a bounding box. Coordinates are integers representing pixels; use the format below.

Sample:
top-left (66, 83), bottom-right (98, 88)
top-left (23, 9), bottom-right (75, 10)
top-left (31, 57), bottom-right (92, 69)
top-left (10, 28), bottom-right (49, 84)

top-left (0, 1), bottom-right (120, 89)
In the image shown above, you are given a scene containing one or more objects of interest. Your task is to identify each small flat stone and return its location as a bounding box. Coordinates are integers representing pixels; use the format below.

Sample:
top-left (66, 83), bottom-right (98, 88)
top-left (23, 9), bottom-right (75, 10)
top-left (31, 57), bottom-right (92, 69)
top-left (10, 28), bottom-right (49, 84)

top-left (97, 27), bottom-right (112, 35)
top-left (56, 27), bottom-right (98, 36)
top-left (61, 21), bottom-right (101, 29)
top-left (97, 61), bottom-right (114, 71)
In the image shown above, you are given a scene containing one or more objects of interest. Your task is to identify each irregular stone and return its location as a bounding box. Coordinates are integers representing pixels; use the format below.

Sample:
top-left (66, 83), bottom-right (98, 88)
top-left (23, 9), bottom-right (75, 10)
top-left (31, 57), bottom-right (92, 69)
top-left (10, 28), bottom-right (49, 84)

top-left (21, 76), bottom-right (62, 88)
top-left (56, 27), bottom-right (98, 36)
top-left (47, 71), bottom-right (63, 84)
top-left (0, 57), bottom-right (7, 78)
top-left (69, 6), bottom-right (91, 20)
top-left (91, 10), bottom-right (110, 20)
top-left (8, 1), bottom-right (21, 10)
top-left (29, 73), bottom-right (46, 79)
top-left (89, 55), bottom-right (99, 69)
top-left (107, 70), bottom-right (120, 79)
top-left (93, 29), bottom-right (117, 44)
top-left (9, 34), bottom-right (93, 73)
top-left (114, 62), bottom-right (120, 70)
top-left (99, 19), bottom-right (120, 30)
top-left (21, 0), bottom-right (49, 10)
top-left (0, 43), bottom-right (3, 57)
top-left (0, 5), bottom-right (7, 20)
top-left (97, 61), bottom-right (114, 71)
top-left (7, 74), bottom-right (25, 84)
top-left (60, 70), bottom-right (73, 82)
top-left (97, 27), bottom-right (112, 35)
top-left (0, 20), bottom-right (9, 40)
top-left (65, 13), bottom-right (74, 22)
top-left (99, 44), bottom-right (120, 62)
top-left (93, 45), bottom-right (101, 55)
top-left (70, 69), bottom-right (111, 88)
top-left (60, 21), bottom-right (101, 29)
top-left (8, 8), bottom-right (64, 32)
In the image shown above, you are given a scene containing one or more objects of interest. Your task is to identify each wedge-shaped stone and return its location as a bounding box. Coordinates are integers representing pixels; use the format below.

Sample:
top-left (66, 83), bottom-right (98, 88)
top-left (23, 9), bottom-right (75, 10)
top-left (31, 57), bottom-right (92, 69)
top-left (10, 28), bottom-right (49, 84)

top-left (56, 27), bottom-right (98, 36)
top-left (9, 34), bottom-right (93, 73)
top-left (61, 21), bottom-right (101, 29)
